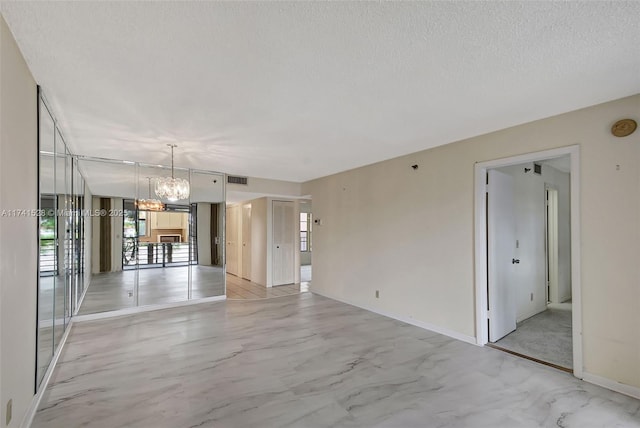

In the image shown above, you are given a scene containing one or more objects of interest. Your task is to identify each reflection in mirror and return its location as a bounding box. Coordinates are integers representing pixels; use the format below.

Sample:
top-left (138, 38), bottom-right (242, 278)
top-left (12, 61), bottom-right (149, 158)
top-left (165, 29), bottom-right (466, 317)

top-left (71, 156), bottom-right (226, 316)
top-left (299, 199), bottom-right (313, 284)
top-left (52, 129), bottom-right (68, 354)
top-left (72, 159), bottom-right (86, 312)
top-left (189, 171), bottom-right (226, 298)
top-left (76, 159), bottom-right (137, 314)
top-left (62, 134), bottom-right (74, 329)
top-left (37, 100), bottom-right (55, 386)
top-left (36, 93), bottom-right (89, 390)
top-left (136, 164), bottom-right (190, 306)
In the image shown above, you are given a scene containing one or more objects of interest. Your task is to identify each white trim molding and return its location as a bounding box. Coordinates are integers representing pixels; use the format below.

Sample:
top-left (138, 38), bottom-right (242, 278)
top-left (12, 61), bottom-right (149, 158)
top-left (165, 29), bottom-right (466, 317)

top-left (582, 372), bottom-right (640, 400)
top-left (473, 145), bottom-right (583, 379)
top-left (311, 289), bottom-right (477, 345)
top-left (73, 295), bottom-right (227, 323)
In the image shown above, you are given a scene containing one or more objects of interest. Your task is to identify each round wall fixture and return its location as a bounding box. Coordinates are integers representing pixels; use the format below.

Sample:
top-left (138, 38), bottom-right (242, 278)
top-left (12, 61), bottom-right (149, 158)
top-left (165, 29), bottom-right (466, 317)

top-left (611, 119), bottom-right (637, 137)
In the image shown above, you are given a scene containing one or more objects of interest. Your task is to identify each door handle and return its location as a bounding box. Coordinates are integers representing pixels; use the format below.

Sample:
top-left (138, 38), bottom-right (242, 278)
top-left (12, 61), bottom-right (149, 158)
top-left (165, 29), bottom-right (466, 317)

top-left (512, 258), bottom-right (520, 264)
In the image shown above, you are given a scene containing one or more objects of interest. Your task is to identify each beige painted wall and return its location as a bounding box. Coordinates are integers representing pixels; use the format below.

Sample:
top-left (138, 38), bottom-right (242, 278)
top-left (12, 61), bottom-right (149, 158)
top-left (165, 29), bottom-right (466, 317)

top-left (0, 15), bottom-right (38, 426)
top-left (304, 94), bottom-right (640, 390)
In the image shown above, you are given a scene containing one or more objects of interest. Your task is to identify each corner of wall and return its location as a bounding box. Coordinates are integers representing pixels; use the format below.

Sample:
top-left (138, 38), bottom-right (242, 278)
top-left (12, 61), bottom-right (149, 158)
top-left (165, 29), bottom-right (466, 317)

top-left (0, 14), bottom-right (39, 427)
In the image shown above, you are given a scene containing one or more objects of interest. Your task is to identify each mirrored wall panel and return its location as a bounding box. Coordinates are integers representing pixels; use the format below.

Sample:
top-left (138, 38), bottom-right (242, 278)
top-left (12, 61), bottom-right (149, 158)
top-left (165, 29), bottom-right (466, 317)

top-left (53, 128), bottom-right (69, 350)
top-left (189, 170), bottom-right (226, 299)
top-left (37, 93), bottom-right (87, 389)
top-left (37, 98), bottom-right (55, 386)
top-left (38, 92), bottom-right (227, 388)
top-left (76, 158), bottom-right (137, 314)
top-left (69, 159), bottom-right (226, 316)
top-left (136, 164), bottom-right (190, 307)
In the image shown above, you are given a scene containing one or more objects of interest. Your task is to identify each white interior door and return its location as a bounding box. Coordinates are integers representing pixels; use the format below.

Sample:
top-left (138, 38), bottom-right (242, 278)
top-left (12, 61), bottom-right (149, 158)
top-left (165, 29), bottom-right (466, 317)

top-left (488, 169), bottom-right (517, 342)
top-left (546, 187), bottom-right (559, 303)
top-left (226, 205), bottom-right (238, 276)
top-left (273, 200), bottom-right (295, 286)
top-left (242, 204), bottom-right (252, 280)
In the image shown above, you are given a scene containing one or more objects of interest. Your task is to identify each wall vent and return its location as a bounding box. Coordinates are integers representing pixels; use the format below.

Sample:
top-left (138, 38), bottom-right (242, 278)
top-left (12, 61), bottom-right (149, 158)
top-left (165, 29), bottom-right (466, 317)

top-left (533, 163), bottom-right (542, 175)
top-left (227, 175), bottom-right (248, 185)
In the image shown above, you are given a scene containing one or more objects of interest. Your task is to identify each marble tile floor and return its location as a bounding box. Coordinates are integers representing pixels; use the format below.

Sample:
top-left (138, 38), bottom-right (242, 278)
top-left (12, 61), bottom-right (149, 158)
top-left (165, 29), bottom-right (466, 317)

top-left (34, 294), bottom-right (639, 428)
top-left (226, 273), bottom-right (309, 300)
top-left (78, 265), bottom-right (225, 315)
top-left (494, 307), bottom-right (573, 369)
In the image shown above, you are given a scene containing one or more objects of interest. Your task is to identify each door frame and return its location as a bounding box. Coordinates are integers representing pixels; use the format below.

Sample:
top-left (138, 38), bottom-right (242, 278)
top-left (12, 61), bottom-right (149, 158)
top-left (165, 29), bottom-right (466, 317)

top-left (474, 145), bottom-right (582, 378)
top-left (545, 184), bottom-right (559, 304)
top-left (242, 203), bottom-right (252, 280)
top-left (272, 199), bottom-right (296, 286)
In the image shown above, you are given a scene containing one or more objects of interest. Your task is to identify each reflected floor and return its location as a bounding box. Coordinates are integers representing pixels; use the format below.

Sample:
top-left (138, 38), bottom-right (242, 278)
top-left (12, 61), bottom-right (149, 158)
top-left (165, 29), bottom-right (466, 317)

top-left (38, 275), bottom-right (68, 321)
top-left (37, 325), bottom-right (54, 386)
top-left (493, 306), bottom-right (573, 369)
top-left (78, 266), bottom-right (225, 315)
top-left (226, 274), bottom-right (309, 300)
top-left (38, 275), bottom-right (71, 380)
top-left (33, 294), bottom-right (639, 428)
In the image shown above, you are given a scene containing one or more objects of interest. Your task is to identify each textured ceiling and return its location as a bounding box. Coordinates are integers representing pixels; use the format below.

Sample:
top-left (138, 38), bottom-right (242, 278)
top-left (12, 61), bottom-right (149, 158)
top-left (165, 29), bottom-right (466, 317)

top-left (2, 1), bottom-right (639, 183)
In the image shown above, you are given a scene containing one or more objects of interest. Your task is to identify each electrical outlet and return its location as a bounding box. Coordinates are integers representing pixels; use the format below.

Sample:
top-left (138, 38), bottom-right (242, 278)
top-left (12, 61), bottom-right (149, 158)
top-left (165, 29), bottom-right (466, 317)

top-left (6, 399), bottom-right (12, 425)
top-left (530, 293), bottom-right (534, 301)
top-left (375, 290), bottom-right (379, 298)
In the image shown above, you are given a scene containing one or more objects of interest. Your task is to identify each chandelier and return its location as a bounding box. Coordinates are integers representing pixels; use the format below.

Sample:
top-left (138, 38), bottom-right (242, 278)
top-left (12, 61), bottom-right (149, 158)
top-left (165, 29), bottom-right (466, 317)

top-left (155, 144), bottom-right (190, 202)
top-left (136, 177), bottom-right (165, 211)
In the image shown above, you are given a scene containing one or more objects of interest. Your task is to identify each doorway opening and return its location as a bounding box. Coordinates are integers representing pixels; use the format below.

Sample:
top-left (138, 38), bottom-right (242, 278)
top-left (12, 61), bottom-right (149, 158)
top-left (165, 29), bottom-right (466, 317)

top-left (300, 200), bottom-right (312, 285)
top-left (474, 146), bottom-right (581, 377)
top-left (224, 199), bottom-right (309, 299)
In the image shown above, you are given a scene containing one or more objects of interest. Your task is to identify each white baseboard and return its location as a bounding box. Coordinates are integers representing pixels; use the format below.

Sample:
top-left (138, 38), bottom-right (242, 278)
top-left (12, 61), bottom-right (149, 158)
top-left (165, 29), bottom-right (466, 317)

top-left (21, 321), bottom-right (74, 428)
top-left (310, 289), bottom-right (477, 345)
top-left (582, 372), bottom-right (640, 400)
top-left (73, 295), bottom-right (227, 323)
top-left (73, 279), bottom-right (90, 316)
